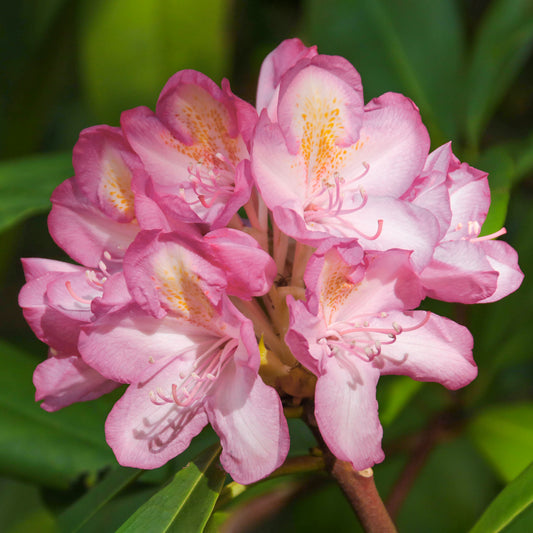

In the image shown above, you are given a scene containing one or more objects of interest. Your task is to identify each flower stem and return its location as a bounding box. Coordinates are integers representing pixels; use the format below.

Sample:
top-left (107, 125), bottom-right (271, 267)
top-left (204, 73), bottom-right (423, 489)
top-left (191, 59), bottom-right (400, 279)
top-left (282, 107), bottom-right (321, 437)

top-left (327, 460), bottom-right (397, 533)
top-left (304, 401), bottom-right (397, 533)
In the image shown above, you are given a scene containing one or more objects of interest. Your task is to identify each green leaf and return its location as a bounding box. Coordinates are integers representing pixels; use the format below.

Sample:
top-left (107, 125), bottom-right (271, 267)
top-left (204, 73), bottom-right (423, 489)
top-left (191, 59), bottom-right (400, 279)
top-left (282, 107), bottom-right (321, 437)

top-left (203, 511), bottom-right (230, 533)
top-left (302, 0), bottom-right (465, 143)
top-left (469, 461), bottom-right (533, 533)
top-left (468, 403), bottom-right (533, 483)
top-left (117, 444), bottom-right (225, 532)
top-left (0, 152), bottom-right (71, 231)
top-left (57, 468), bottom-right (143, 533)
top-left (0, 478), bottom-right (56, 533)
top-left (0, 339), bottom-right (115, 488)
top-left (80, 0), bottom-right (231, 123)
top-left (465, 0), bottom-right (533, 149)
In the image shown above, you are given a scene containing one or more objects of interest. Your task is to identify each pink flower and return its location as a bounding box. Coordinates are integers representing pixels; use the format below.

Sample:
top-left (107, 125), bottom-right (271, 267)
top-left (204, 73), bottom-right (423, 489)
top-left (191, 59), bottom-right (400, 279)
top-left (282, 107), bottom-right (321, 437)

top-left (48, 125), bottom-right (144, 269)
top-left (121, 70), bottom-right (258, 230)
top-left (251, 53), bottom-right (439, 269)
top-left (256, 37), bottom-right (318, 119)
top-left (78, 230), bottom-right (288, 483)
top-left (405, 143), bottom-right (524, 303)
top-left (18, 38), bottom-right (524, 485)
top-left (285, 241), bottom-right (476, 470)
top-left (21, 125), bottom-right (147, 410)
top-left (18, 258), bottom-right (121, 411)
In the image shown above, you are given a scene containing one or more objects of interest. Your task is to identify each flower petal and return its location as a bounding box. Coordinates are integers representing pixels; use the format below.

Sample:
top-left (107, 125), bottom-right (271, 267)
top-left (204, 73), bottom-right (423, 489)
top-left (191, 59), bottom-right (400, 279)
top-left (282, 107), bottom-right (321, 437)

top-left (48, 178), bottom-right (139, 268)
top-left (477, 240), bottom-right (524, 303)
top-left (315, 357), bottom-right (384, 470)
top-left (420, 240), bottom-right (499, 303)
top-left (376, 311), bottom-right (477, 390)
top-left (256, 37), bottom-right (317, 117)
top-left (207, 362), bottom-right (289, 484)
top-left (34, 353), bottom-right (119, 412)
top-left (104, 356), bottom-right (209, 469)
top-left (79, 305), bottom-right (210, 383)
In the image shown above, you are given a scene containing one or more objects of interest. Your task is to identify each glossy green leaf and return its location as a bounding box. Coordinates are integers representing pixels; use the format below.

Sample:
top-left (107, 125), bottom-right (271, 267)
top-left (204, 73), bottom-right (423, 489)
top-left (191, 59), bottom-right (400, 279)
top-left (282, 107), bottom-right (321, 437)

top-left (469, 461), bottom-right (533, 533)
top-left (0, 477), bottom-right (56, 533)
top-left (468, 404), bottom-right (533, 482)
top-left (0, 339), bottom-right (115, 488)
top-left (0, 152), bottom-right (71, 231)
top-left (465, 0), bottom-right (533, 149)
top-left (80, 0), bottom-right (231, 123)
top-left (117, 444), bottom-right (225, 532)
top-left (203, 511), bottom-right (230, 533)
top-left (57, 468), bottom-right (142, 533)
top-left (303, 0), bottom-right (465, 143)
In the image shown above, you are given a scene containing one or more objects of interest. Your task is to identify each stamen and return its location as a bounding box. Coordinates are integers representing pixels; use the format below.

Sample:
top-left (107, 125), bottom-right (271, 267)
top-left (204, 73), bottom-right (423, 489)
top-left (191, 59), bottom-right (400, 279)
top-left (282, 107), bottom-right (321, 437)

top-left (65, 281), bottom-right (92, 304)
top-left (324, 312), bottom-right (432, 368)
top-left (470, 227), bottom-right (507, 243)
top-left (149, 391), bottom-right (168, 405)
top-left (353, 219), bottom-right (384, 241)
top-left (165, 336), bottom-right (239, 407)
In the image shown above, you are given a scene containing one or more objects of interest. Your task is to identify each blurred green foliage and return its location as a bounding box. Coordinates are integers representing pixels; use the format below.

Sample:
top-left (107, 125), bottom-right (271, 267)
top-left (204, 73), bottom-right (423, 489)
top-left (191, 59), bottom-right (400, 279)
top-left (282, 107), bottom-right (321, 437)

top-left (0, 0), bottom-right (532, 531)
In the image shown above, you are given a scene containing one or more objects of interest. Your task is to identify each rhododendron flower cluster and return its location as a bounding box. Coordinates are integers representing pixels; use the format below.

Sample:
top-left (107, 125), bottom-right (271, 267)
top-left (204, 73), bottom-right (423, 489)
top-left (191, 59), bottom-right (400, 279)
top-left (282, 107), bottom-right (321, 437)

top-left (19, 38), bottom-right (523, 484)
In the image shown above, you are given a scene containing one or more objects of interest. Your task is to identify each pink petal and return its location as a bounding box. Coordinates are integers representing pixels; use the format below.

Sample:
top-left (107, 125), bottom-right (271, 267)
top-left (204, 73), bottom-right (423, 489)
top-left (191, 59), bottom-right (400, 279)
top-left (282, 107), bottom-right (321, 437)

top-left (104, 356), bottom-right (209, 469)
top-left (19, 269), bottom-right (90, 353)
top-left (402, 143), bottom-right (453, 239)
top-left (315, 356), bottom-right (384, 470)
top-left (277, 58), bottom-right (364, 153)
top-left (477, 240), bottom-right (524, 303)
top-left (72, 125), bottom-right (143, 223)
top-left (21, 258), bottom-right (81, 281)
top-left (48, 178), bottom-right (139, 268)
top-left (307, 245), bottom-right (423, 322)
top-left (123, 230), bottom-right (227, 319)
top-left (251, 111), bottom-right (306, 213)
top-left (79, 305), bottom-right (210, 383)
top-left (256, 38), bottom-right (317, 117)
top-left (122, 103), bottom-right (251, 229)
top-left (377, 311), bottom-right (477, 390)
top-left (446, 162), bottom-right (490, 240)
top-left (347, 196), bottom-right (440, 271)
top-left (420, 240), bottom-right (499, 303)
top-left (342, 92), bottom-right (431, 198)
top-left (203, 228), bottom-right (276, 299)
top-left (285, 296), bottom-right (328, 375)
top-left (207, 362), bottom-right (289, 484)
top-left (34, 353), bottom-right (119, 412)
